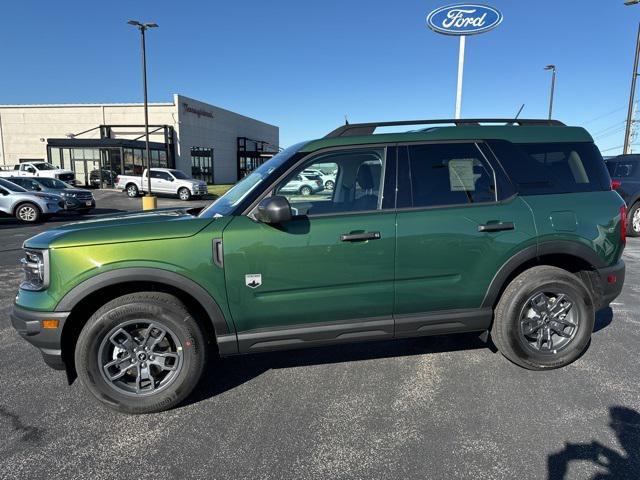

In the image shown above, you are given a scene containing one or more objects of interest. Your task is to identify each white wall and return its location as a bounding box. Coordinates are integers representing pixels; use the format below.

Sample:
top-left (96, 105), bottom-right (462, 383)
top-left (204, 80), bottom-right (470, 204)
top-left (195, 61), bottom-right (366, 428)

top-left (175, 94), bottom-right (279, 184)
top-left (0, 95), bottom-right (279, 185)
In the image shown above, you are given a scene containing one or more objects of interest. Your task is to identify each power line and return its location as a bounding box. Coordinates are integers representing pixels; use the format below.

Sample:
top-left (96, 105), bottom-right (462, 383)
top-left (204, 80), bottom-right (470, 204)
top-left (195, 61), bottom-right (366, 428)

top-left (582, 106), bottom-right (627, 125)
top-left (592, 119), bottom-right (627, 137)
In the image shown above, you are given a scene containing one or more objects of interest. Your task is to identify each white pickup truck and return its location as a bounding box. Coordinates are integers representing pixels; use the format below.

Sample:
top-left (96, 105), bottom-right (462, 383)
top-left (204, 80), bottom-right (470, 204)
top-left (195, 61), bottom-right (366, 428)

top-left (0, 161), bottom-right (76, 185)
top-left (115, 168), bottom-right (208, 201)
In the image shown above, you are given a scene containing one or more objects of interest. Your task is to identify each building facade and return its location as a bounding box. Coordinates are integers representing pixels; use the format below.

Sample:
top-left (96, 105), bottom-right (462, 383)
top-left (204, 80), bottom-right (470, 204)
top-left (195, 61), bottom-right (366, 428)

top-left (0, 94), bottom-right (279, 186)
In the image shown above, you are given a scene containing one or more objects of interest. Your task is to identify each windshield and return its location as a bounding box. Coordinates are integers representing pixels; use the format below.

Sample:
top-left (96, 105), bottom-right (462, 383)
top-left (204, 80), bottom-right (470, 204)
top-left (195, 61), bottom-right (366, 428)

top-left (169, 170), bottom-right (190, 180)
top-left (35, 178), bottom-right (69, 189)
top-left (0, 178), bottom-right (28, 192)
top-left (199, 141), bottom-right (307, 218)
top-left (32, 162), bottom-right (57, 170)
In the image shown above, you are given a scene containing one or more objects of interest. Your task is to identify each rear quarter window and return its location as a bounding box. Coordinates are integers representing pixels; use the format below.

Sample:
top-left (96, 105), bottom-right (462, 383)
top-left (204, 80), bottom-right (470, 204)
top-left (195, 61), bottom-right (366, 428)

top-left (487, 141), bottom-right (610, 195)
top-left (608, 159), bottom-right (640, 178)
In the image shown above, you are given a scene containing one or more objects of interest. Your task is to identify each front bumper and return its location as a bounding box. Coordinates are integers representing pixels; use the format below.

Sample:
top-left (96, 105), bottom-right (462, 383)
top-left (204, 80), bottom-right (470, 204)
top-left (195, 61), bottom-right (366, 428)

top-left (11, 305), bottom-right (69, 370)
top-left (193, 185), bottom-right (208, 196)
top-left (593, 260), bottom-right (625, 311)
top-left (63, 198), bottom-right (95, 210)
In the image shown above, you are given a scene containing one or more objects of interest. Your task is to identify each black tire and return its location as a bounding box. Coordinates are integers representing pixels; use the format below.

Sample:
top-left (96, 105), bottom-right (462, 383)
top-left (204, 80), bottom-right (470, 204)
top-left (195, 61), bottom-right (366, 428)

top-left (325, 180), bottom-right (335, 190)
top-left (628, 201), bottom-right (640, 237)
top-left (299, 185), bottom-right (312, 196)
top-left (126, 184), bottom-right (139, 198)
top-left (75, 292), bottom-right (207, 414)
top-left (491, 266), bottom-right (594, 370)
top-left (14, 202), bottom-right (42, 223)
top-left (178, 187), bottom-right (192, 201)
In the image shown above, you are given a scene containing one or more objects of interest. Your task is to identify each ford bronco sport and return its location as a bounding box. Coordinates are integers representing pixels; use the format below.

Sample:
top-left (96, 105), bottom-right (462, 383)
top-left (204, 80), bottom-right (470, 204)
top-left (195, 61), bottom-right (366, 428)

top-left (11, 119), bottom-right (626, 414)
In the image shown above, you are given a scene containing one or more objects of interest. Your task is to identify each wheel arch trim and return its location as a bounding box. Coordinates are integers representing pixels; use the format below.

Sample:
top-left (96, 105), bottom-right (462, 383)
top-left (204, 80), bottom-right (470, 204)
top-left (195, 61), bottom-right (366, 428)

top-left (481, 241), bottom-right (606, 309)
top-left (55, 267), bottom-right (233, 339)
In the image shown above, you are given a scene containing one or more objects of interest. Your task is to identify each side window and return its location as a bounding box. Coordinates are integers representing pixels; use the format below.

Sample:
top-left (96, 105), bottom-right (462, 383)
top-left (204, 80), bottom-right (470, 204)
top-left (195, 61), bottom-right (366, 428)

top-left (149, 171), bottom-right (161, 179)
top-left (399, 143), bottom-right (496, 208)
top-left (613, 160), bottom-right (639, 178)
top-left (489, 141), bottom-right (610, 194)
top-left (274, 148), bottom-right (385, 216)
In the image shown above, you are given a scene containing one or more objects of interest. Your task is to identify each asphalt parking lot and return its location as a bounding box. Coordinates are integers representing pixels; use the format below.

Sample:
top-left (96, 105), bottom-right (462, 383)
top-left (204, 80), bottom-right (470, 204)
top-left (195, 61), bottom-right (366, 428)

top-left (0, 190), bottom-right (639, 480)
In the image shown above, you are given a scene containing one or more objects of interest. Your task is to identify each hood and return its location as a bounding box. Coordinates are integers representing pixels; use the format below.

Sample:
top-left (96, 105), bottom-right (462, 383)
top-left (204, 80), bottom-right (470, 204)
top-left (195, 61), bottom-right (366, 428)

top-left (25, 208), bottom-right (214, 249)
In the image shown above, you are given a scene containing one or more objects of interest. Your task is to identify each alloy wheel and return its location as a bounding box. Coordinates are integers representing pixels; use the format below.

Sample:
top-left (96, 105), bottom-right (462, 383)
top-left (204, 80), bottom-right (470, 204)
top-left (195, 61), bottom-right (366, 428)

top-left (633, 207), bottom-right (640, 234)
top-left (127, 186), bottom-right (137, 197)
top-left (18, 205), bottom-right (37, 222)
top-left (179, 189), bottom-right (190, 200)
top-left (519, 291), bottom-right (579, 354)
top-left (98, 320), bottom-right (183, 396)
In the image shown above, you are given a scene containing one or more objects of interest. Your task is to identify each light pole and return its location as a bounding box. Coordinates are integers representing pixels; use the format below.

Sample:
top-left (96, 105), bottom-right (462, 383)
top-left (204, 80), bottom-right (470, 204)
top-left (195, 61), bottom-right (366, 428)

top-left (544, 65), bottom-right (556, 120)
top-left (624, 0), bottom-right (640, 154)
top-left (127, 19), bottom-right (158, 209)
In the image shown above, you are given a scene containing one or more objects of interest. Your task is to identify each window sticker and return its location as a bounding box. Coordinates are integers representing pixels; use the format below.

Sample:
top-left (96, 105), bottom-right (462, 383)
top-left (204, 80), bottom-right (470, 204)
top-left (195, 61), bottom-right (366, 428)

top-left (448, 158), bottom-right (476, 191)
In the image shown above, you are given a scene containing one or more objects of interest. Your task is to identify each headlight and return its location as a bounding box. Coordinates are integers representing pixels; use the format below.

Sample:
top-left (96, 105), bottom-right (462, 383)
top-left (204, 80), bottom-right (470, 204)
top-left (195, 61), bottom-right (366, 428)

top-left (20, 249), bottom-right (49, 291)
top-left (60, 191), bottom-right (76, 198)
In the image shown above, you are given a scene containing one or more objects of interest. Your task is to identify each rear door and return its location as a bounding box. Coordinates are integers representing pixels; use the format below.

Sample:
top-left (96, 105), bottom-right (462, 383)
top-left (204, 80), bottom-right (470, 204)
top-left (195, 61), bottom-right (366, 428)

top-left (222, 145), bottom-right (397, 352)
top-left (393, 141), bottom-right (537, 336)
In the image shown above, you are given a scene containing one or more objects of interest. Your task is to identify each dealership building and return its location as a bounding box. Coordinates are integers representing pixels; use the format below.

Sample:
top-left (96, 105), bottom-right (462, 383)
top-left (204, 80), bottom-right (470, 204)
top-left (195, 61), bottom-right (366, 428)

top-left (0, 94), bottom-right (279, 186)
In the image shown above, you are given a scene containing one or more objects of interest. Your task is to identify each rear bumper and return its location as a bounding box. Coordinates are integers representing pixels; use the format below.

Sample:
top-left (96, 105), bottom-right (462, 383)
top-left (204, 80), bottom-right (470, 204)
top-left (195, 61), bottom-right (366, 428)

top-left (10, 305), bottom-right (69, 370)
top-left (593, 260), bottom-right (625, 311)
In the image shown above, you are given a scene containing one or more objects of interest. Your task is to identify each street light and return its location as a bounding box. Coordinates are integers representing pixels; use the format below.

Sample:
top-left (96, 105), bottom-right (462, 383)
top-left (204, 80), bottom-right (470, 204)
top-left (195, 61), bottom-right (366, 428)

top-left (127, 19), bottom-right (158, 209)
top-left (544, 64), bottom-right (556, 120)
top-left (624, 1), bottom-right (640, 154)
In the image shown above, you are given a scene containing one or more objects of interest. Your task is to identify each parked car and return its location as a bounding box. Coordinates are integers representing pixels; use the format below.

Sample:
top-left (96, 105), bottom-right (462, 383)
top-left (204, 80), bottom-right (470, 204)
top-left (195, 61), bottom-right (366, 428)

top-left (11, 118), bottom-right (626, 414)
top-left (0, 177), bottom-right (64, 223)
top-left (280, 173), bottom-right (324, 196)
top-left (6, 177), bottom-right (95, 214)
top-left (0, 161), bottom-right (76, 185)
top-left (90, 169), bottom-right (117, 188)
top-left (115, 168), bottom-right (208, 201)
top-left (302, 168), bottom-right (337, 190)
top-left (606, 154), bottom-right (640, 236)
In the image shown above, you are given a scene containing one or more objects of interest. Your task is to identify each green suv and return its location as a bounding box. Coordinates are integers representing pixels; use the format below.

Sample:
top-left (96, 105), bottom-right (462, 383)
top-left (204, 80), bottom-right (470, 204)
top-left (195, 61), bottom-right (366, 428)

top-left (11, 119), bottom-right (627, 414)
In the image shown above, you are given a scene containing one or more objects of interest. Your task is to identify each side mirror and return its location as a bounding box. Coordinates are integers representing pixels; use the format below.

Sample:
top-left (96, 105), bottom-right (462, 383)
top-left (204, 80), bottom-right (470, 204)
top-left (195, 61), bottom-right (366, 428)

top-left (255, 196), bottom-right (292, 224)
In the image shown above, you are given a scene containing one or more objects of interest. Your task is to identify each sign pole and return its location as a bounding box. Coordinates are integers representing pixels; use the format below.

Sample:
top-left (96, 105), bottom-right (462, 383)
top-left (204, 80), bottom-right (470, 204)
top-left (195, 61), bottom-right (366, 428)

top-left (455, 35), bottom-right (466, 119)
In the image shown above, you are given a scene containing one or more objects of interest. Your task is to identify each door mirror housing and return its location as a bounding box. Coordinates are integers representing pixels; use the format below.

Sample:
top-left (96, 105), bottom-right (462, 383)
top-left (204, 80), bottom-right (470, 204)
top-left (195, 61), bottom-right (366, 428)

top-left (255, 196), bottom-right (292, 224)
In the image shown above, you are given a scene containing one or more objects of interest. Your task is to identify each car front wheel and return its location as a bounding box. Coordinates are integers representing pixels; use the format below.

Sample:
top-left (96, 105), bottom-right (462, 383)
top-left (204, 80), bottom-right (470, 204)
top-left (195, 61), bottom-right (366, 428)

top-left (75, 292), bottom-right (207, 414)
top-left (299, 186), bottom-right (312, 196)
top-left (178, 187), bottom-right (192, 201)
top-left (491, 265), bottom-right (594, 370)
top-left (15, 202), bottom-right (41, 223)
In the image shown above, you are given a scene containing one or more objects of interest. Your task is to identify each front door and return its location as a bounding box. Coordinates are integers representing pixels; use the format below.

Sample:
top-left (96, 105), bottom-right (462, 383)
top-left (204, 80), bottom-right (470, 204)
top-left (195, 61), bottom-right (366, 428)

top-left (393, 142), bottom-right (537, 337)
top-left (223, 146), bottom-right (397, 352)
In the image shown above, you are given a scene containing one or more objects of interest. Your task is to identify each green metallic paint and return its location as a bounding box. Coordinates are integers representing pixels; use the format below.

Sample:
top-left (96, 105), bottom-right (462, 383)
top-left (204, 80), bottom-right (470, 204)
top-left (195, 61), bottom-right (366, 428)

top-left (394, 196), bottom-right (538, 314)
top-left (16, 215), bottom-right (236, 333)
top-left (521, 191), bottom-right (626, 267)
top-left (301, 126), bottom-right (593, 153)
top-left (222, 213), bottom-right (396, 333)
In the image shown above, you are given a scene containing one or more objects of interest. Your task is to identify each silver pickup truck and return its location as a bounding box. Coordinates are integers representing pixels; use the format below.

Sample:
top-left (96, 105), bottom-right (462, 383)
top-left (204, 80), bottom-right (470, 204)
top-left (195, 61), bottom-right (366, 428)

top-left (115, 168), bottom-right (208, 201)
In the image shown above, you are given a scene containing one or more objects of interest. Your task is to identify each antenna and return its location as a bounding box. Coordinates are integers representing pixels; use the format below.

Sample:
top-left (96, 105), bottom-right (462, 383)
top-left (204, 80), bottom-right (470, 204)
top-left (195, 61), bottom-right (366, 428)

top-left (514, 104), bottom-right (525, 120)
top-left (344, 114), bottom-right (349, 125)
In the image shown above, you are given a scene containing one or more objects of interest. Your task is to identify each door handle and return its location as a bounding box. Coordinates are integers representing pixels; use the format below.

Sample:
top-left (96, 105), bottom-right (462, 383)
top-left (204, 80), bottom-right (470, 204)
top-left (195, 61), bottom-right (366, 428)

top-left (478, 222), bottom-right (515, 233)
top-left (212, 238), bottom-right (223, 268)
top-left (340, 231), bottom-right (381, 242)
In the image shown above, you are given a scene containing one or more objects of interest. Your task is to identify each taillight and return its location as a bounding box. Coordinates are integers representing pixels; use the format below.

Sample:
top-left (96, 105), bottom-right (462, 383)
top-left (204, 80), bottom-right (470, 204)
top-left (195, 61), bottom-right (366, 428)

top-left (611, 179), bottom-right (621, 190)
top-left (115, 176), bottom-right (120, 184)
top-left (620, 205), bottom-right (627, 246)
top-left (316, 180), bottom-right (322, 187)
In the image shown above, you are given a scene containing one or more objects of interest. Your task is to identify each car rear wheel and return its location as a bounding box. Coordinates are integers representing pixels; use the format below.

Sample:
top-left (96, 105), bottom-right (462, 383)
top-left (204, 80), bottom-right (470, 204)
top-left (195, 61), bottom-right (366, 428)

top-left (325, 180), bottom-right (335, 190)
top-left (178, 187), bottom-right (191, 201)
top-left (299, 186), bottom-right (312, 196)
top-left (628, 202), bottom-right (640, 237)
top-left (491, 266), bottom-right (594, 370)
top-left (75, 292), bottom-right (207, 414)
top-left (126, 184), bottom-right (139, 198)
top-left (15, 202), bottom-right (41, 223)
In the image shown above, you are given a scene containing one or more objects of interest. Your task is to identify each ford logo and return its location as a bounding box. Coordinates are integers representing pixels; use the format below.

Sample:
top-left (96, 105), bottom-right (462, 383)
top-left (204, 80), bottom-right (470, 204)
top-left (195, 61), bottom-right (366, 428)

top-left (426, 4), bottom-right (503, 36)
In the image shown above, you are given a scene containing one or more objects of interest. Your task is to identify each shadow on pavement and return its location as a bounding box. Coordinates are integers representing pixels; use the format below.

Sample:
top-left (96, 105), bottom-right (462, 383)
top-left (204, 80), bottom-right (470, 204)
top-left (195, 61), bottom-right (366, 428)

top-left (594, 307), bottom-right (614, 333)
top-left (184, 332), bottom-right (488, 407)
top-left (547, 406), bottom-right (640, 479)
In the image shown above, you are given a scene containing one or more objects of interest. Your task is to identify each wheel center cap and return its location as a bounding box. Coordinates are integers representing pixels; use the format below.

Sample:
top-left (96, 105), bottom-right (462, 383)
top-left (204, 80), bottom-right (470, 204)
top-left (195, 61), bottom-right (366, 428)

top-left (138, 352), bottom-right (147, 361)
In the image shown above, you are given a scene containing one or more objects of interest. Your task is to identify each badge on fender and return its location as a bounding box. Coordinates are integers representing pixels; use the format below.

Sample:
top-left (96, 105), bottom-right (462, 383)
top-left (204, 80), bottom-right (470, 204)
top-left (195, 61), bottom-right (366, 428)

top-left (245, 274), bottom-right (262, 289)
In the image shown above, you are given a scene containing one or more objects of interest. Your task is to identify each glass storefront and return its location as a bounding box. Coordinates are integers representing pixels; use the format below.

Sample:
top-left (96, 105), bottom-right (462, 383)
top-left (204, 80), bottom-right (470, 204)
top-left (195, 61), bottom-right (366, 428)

top-left (191, 147), bottom-right (214, 184)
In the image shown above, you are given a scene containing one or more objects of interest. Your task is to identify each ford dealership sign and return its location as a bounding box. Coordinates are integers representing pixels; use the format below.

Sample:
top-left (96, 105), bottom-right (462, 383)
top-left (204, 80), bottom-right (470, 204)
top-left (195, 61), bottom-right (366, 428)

top-left (427, 4), bottom-right (503, 36)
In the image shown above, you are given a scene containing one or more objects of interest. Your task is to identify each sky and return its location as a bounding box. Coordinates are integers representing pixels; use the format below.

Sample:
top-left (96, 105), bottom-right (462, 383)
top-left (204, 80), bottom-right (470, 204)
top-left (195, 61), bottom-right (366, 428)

top-left (0, 0), bottom-right (638, 153)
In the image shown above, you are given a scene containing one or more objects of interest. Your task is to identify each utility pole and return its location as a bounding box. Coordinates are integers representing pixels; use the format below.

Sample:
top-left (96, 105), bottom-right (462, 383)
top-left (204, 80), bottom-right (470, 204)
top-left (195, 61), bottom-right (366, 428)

top-left (544, 65), bottom-right (556, 120)
top-left (624, 1), bottom-right (640, 154)
top-left (127, 20), bottom-right (158, 209)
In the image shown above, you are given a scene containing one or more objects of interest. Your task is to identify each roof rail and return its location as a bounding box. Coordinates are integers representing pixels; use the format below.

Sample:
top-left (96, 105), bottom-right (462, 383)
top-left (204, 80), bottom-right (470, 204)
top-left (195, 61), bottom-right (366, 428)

top-left (324, 118), bottom-right (566, 138)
